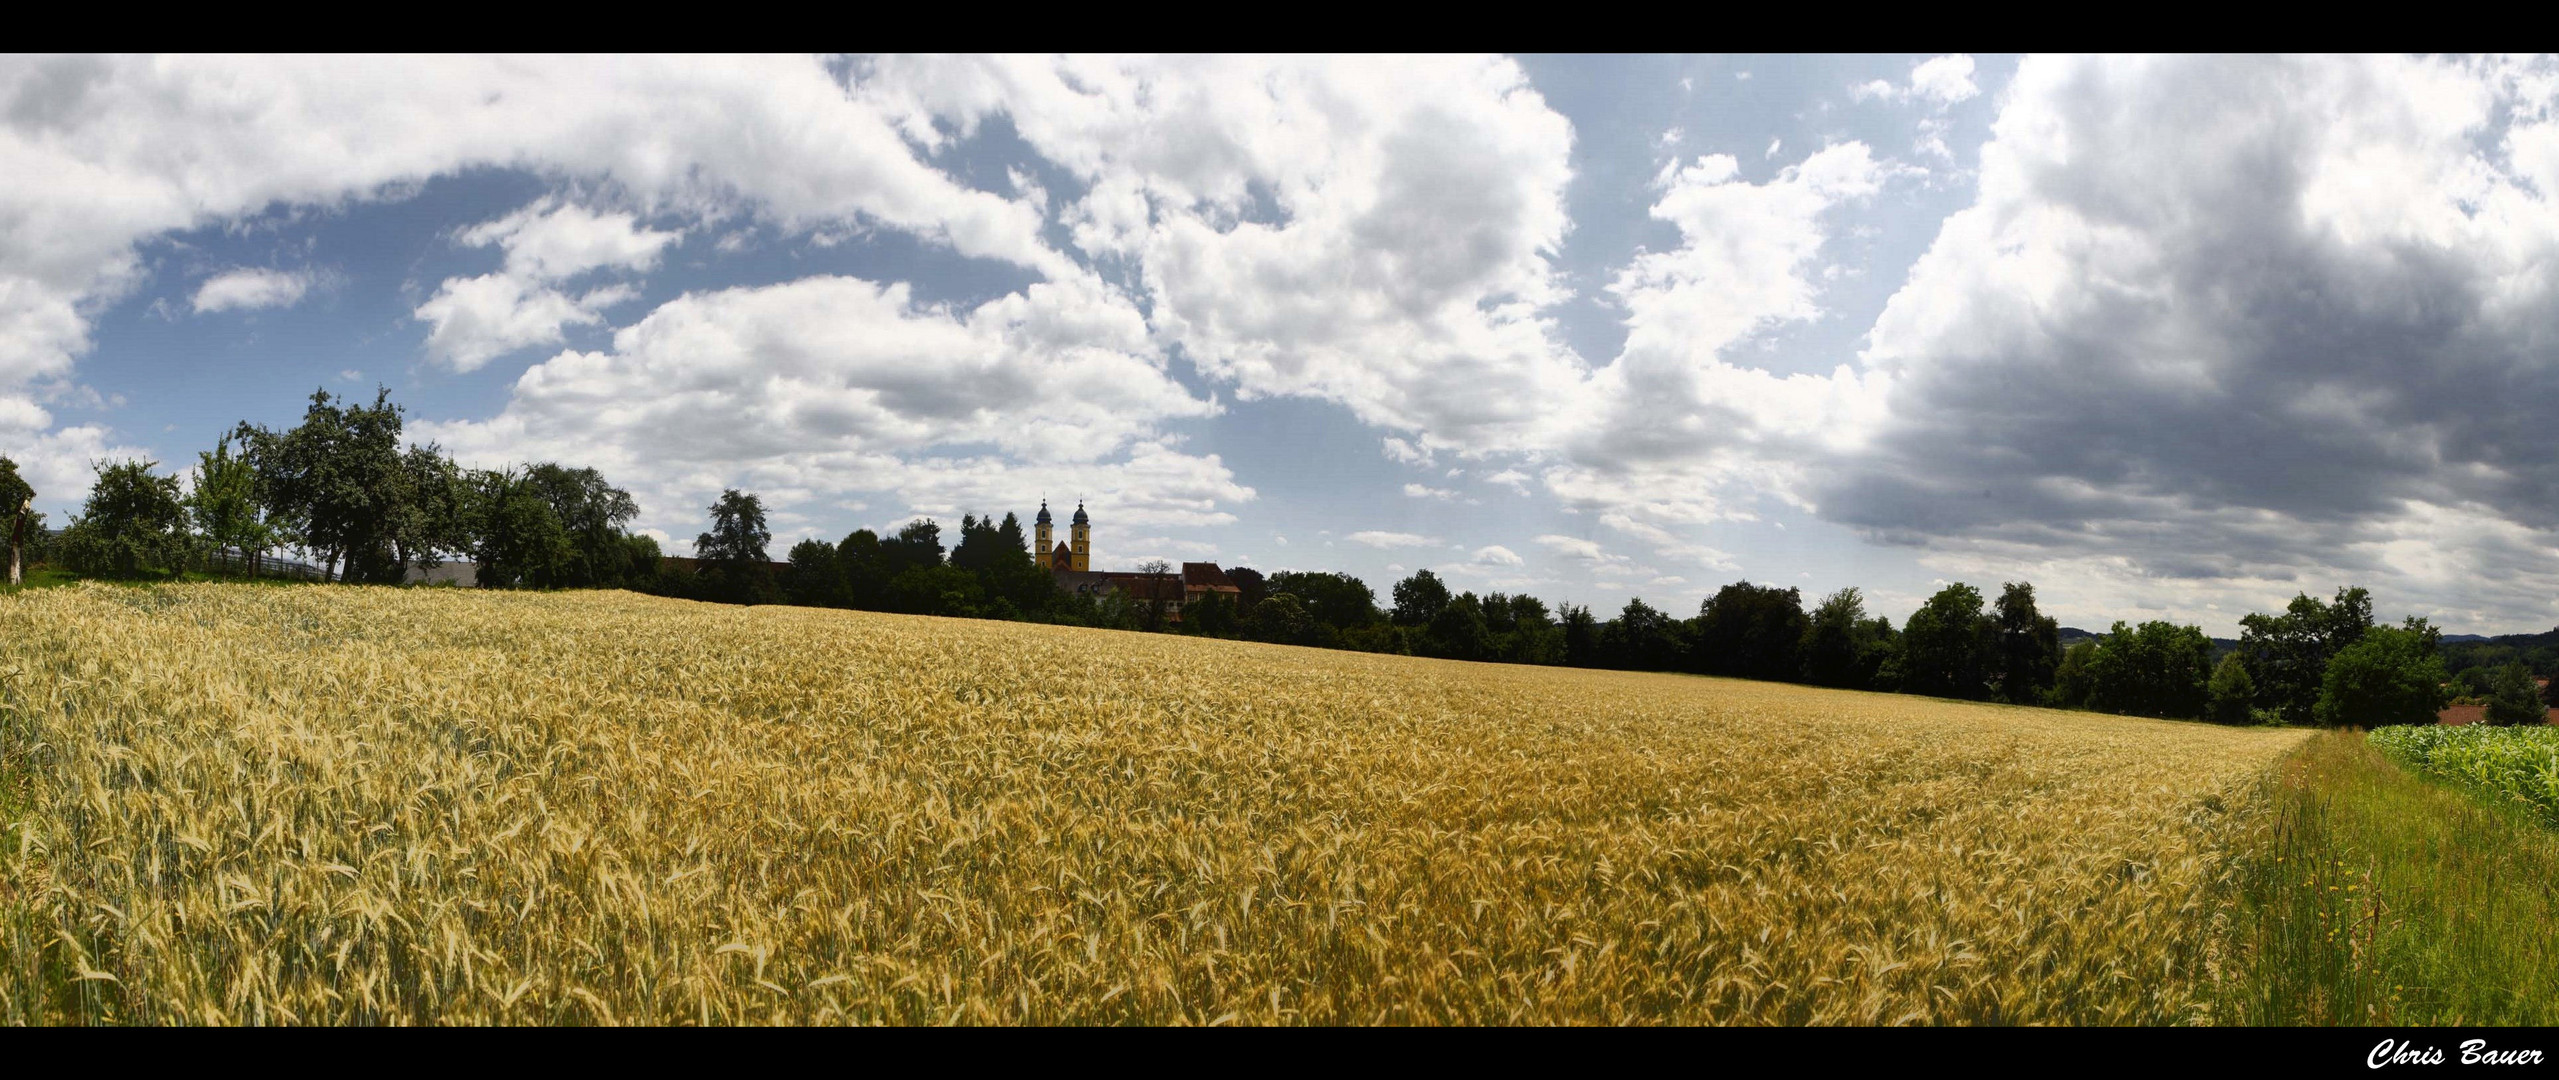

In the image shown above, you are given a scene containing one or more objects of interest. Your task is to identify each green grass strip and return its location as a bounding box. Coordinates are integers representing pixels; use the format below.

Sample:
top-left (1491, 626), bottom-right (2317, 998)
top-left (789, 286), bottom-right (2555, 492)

top-left (2216, 730), bottom-right (2559, 1024)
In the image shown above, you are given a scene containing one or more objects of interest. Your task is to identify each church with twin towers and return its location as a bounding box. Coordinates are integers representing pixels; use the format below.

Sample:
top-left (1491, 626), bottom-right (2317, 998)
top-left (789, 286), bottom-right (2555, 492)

top-left (1032, 498), bottom-right (1240, 619)
top-left (1033, 498), bottom-right (1091, 572)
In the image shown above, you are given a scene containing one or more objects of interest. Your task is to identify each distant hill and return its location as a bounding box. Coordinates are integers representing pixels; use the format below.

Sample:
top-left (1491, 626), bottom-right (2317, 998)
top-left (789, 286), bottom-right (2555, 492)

top-left (2438, 627), bottom-right (2559, 650)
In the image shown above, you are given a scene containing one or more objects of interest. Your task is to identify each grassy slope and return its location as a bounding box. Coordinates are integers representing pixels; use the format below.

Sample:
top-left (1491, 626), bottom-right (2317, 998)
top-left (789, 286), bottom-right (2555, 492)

top-left (2214, 730), bottom-right (2559, 1024)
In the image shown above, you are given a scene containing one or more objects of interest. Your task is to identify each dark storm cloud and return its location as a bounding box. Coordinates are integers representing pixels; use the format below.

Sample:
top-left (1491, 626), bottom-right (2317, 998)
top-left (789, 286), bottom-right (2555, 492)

top-left (1814, 55), bottom-right (2559, 616)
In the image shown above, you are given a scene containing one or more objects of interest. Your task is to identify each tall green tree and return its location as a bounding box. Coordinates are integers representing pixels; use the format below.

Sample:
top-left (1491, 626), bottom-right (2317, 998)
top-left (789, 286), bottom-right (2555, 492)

top-left (1691, 581), bottom-right (1807, 681)
top-left (2049, 640), bottom-right (2098, 708)
top-left (2085, 620), bottom-right (2215, 720)
top-left (2237, 586), bottom-right (2376, 726)
top-left (57, 459), bottom-right (189, 578)
top-left (1600, 598), bottom-right (1684, 671)
top-left (1901, 584), bottom-right (1995, 699)
top-left (466, 468), bottom-right (574, 589)
top-left (233, 387), bottom-right (414, 582)
top-left (1424, 591), bottom-right (1491, 660)
top-left (1269, 571), bottom-right (1379, 630)
top-left (1801, 587), bottom-right (1894, 690)
top-left (995, 512), bottom-right (1030, 562)
top-left (785, 538), bottom-right (842, 607)
top-left (1559, 603), bottom-right (1599, 667)
top-left (2484, 662), bottom-right (2548, 726)
top-left (879, 519), bottom-right (944, 579)
top-left (948, 513), bottom-right (996, 574)
top-left (0, 457), bottom-right (28, 528)
top-left (696, 489), bottom-right (774, 603)
top-left (1391, 569), bottom-right (1452, 627)
top-left (388, 444), bottom-right (471, 580)
top-left (889, 563), bottom-right (984, 617)
top-left (520, 463), bottom-right (639, 587)
top-left (2207, 652), bottom-right (2257, 724)
top-left (190, 435), bottom-right (273, 578)
top-left (1992, 581), bottom-right (2062, 704)
top-left (619, 533), bottom-right (664, 591)
top-left (1244, 592), bottom-right (1317, 646)
top-left (1483, 592), bottom-right (1560, 665)
top-left (2315, 619), bottom-right (2447, 727)
top-left (1, 455), bottom-right (35, 585)
top-left (949, 511), bottom-right (1051, 615)
top-left (837, 528), bottom-right (887, 610)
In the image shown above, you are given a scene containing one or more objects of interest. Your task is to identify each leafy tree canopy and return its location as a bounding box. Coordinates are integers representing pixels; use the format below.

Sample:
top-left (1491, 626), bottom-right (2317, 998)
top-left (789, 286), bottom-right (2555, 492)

top-left (58, 459), bottom-right (189, 578)
top-left (1901, 583), bottom-right (1994, 700)
top-left (2315, 619), bottom-right (2448, 728)
top-left (1692, 581), bottom-right (1806, 682)
top-left (2207, 651), bottom-right (2256, 724)
top-left (1391, 569), bottom-right (1451, 627)
top-left (2237, 586), bottom-right (2376, 725)
top-left (233, 387), bottom-right (412, 582)
top-left (0, 455), bottom-right (31, 516)
top-left (1993, 581), bottom-right (2062, 704)
top-left (2483, 662), bottom-right (2547, 726)
top-left (1270, 571), bottom-right (1378, 630)
top-left (190, 435), bottom-right (272, 575)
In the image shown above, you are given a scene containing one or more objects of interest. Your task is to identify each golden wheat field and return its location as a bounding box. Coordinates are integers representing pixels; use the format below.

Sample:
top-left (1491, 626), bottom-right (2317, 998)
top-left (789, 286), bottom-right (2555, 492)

top-left (0, 583), bottom-right (2307, 1025)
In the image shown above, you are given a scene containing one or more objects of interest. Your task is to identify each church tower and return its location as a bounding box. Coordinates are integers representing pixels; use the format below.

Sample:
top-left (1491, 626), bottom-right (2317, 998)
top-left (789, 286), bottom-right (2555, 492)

top-left (1034, 500), bottom-right (1053, 571)
top-left (1070, 501), bottom-right (1091, 572)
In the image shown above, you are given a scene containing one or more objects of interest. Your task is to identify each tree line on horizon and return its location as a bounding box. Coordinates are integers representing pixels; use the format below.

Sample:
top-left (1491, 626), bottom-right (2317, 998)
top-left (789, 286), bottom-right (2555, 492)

top-left (3, 387), bottom-right (665, 594)
top-left (688, 485), bottom-right (2491, 729)
top-left (5, 385), bottom-right (2525, 730)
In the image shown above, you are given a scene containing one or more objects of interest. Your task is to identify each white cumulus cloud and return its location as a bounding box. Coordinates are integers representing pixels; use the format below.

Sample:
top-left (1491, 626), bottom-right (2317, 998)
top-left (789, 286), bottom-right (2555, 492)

top-left (459, 198), bottom-right (681, 282)
top-left (414, 272), bottom-right (1238, 547)
top-left (414, 274), bottom-right (605, 373)
top-left (1819, 53), bottom-right (2559, 630)
top-left (0, 53), bottom-right (1074, 501)
top-left (1346, 530), bottom-right (1438, 549)
top-left (191, 268), bottom-right (312, 314)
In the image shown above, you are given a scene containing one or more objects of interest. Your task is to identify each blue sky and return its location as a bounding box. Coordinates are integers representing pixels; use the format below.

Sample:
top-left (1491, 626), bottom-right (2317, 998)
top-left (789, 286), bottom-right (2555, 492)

top-left (11, 54), bottom-right (2559, 635)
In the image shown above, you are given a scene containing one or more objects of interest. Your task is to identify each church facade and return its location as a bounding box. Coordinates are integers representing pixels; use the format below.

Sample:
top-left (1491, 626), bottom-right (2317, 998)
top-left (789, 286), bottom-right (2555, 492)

top-left (1033, 499), bottom-right (1090, 572)
top-left (1033, 500), bottom-right (1241, 621)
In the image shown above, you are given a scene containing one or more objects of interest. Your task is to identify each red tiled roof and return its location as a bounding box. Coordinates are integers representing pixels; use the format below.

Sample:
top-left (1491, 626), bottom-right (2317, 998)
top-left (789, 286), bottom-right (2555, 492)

top-left (2437, 704), bottom-right (2559, 725)
top-left (1181, 562), bottom-right (1235, 590)
top-left (1108, 574), bottom-right (1186, 601)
